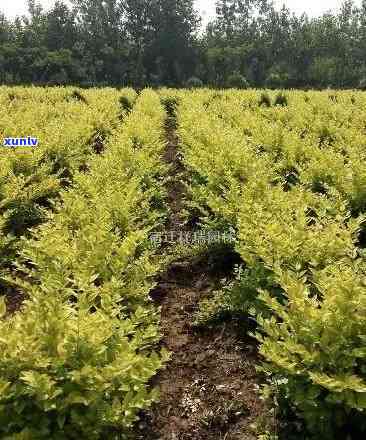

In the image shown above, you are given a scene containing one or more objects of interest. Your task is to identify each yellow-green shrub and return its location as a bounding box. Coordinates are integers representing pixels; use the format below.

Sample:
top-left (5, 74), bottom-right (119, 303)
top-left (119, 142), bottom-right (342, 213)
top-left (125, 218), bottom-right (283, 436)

top-left (0, 90), bottom-right (168, 438)
top-left (255, 263), bottom-right (366, 437)
top-left (177, 89), bottom-right (366, 437)
top-left (0, 295), bottom-right (166, 439)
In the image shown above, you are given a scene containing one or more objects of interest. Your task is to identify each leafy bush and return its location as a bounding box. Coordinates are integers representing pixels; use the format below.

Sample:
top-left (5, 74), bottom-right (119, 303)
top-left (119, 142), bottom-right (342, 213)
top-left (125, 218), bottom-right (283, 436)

top-left (195, 264), bottom-right (279, 326)
top-left (161, 96), bottom-right (180, 118)
top-left (186, 76), bottom-right (204, 88)
top-left (259, 92), bottom-right (271, 107)
top-left (225, 71), bottom-right (249, 89)
top-left (265, 72), bottom-right (290, 89)
top-left (358, 77), bottom-right (366, 90)
top-left (255, 264), bottom-right (366, 438)
top-left (0, 90), bottom-right (169, 438)
top-left (177, 88), bottom-right (366, 438)
top-left (274, 92), bottom-right (288, 106)
top-left (119, 95), bottom-right (133, 114)
top-left (0, 296), bottom-right (167, 439)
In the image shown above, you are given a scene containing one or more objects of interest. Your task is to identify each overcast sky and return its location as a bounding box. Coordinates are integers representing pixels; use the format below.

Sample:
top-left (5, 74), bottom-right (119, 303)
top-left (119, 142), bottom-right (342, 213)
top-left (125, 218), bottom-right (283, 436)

top-left (0, 0), bottom-right (361, 25)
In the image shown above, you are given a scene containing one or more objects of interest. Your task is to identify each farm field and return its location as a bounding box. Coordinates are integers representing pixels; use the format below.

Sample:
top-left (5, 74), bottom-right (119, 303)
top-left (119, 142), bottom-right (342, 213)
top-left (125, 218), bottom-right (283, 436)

top-left (0, 87), bottom-right (365, 440)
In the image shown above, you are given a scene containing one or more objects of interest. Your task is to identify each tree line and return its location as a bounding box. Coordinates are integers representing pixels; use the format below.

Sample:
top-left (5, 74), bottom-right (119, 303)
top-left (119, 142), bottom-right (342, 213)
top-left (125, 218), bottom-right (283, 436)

top-left (1, 0), bottom-right (366, 89)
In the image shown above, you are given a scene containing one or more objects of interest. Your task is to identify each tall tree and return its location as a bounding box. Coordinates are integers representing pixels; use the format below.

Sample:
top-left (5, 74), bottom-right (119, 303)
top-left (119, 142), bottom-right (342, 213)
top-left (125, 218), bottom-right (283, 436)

top-left (146, 0), bottom-right (200, 85)
top-left (44, 1), bottom-right (78, 51)
top-left (71, 0), bottom-right (126, 84)
top-left (122, 0), bottom-right (153, 86)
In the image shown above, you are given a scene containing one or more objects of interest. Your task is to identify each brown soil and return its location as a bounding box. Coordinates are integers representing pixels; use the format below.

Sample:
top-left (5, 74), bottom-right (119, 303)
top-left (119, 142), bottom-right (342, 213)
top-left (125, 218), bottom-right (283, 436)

top-left (5, 291), bottom-right (24, 316)
top-left (2, 282), bottom-right (25, 316)
top-left (135, 117), bottom-right (272, 439)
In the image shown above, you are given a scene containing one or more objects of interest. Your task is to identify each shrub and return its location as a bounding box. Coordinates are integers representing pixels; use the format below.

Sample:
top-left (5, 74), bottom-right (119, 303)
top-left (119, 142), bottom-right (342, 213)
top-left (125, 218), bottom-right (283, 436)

top-left (48, 68), bottom-right (69, 86)
top-left (186, 76), bottom-right (204, 88)
top-left (259, 92), bottom-right (271, 107)
top-left (119, 95), bottom-right (133, 114)
top-left (358, 78), bottom-right (366, 90)
top-left (254, 264), bottom-right (366, 439)
top-left (274, 92), bottom-right (288, 106)
top-left (174, 88), bottom-right (366, 438)
top-left (0, 295), bottom-right (167, 439)
top-left (265, 72), bottom-right (290, 89)
top-left (225, 72), bottom-right (249, 89)
top-left (195, 264), bottom-right (279, 326)
top-left (0, 90), bottom-right (169, 438)
top-left (161, 96), bottom-right (179, 118)
top-left (236, 182), bottom-right (366, 438)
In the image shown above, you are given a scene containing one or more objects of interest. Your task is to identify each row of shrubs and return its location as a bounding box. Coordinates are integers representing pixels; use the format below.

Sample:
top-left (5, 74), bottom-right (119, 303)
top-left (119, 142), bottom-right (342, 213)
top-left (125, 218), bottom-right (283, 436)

top-left (0, 87), bottom-right (134, 276)
top-left (186, 74), bottom-right (366, 90)
top-left (177, 89), bottom-right (366, 439)
top-left (0, 90), bottom-right (169, 438)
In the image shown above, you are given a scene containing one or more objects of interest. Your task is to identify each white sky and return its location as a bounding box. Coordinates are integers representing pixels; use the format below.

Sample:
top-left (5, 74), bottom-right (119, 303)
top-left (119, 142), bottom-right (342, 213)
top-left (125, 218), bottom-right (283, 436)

top-left (0, 0), bottom-right (361, 24)
top-left (198, 1), bottom-right (361, 24)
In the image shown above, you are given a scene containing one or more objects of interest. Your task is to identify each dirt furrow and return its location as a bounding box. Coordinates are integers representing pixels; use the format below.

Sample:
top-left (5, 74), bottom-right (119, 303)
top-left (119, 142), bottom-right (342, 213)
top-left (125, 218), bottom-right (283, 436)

top-left (135, 113), bottom-right (270, 440)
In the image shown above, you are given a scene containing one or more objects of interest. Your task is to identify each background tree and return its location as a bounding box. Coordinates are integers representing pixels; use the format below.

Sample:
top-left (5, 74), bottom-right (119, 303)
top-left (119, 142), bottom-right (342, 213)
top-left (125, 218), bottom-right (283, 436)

top-left (145, 0), bottom-right (200, 86)
top-left (0, 0), bottom-right (366, 88)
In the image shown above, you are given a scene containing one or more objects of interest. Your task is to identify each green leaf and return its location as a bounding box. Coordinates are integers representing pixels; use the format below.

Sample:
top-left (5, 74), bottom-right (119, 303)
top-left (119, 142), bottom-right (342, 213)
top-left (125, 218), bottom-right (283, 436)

top-left (0, 297), bottom-right (7, 319)
top-left (57, 414), bottom-right (66, 429)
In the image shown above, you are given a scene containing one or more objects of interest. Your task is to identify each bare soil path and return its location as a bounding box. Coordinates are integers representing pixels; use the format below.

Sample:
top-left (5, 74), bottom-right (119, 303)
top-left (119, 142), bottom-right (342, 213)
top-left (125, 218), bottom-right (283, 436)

top-left (135, 113), bottom-right (270, 440)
